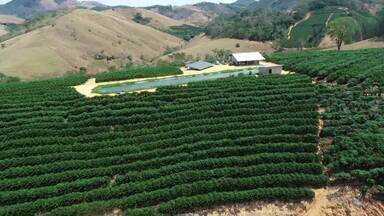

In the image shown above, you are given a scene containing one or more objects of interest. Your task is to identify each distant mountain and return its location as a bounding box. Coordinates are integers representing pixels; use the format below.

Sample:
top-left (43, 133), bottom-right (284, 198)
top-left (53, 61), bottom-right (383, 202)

top-left (77, 1), bottom-right (109, 10)
top-left (146, 5), bottom-right (219, 26)
top-left (248, 0), bottom-right (300, 11)
top-left (0, 0), bottom-right (77, 18)
top-left (0, 0), bottom-right (110, 19)
top-left (229, 0), bottom-right (256, 10)
top-left (0, 9), bottom-right (183, 80)
top-left (193, 2), bottom-right (235, 16)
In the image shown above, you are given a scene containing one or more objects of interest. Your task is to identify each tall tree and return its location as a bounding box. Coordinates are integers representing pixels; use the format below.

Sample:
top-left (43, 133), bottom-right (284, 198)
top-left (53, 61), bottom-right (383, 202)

top-left (378, 8), bottom-right (384, 36)
top-left (327, 17), bottom-right (361, 51)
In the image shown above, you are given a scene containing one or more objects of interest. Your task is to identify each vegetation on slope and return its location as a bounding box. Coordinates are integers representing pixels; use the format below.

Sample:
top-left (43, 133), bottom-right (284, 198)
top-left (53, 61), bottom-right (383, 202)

top-left (268, 48), bottom-right (384, 85)
top-left (288, 7), bottom-right (379, 48)
top-left (0, 9), bottom-right (183, 80)
top-left (0, 73), bottom-right (325, 215)
top-left (206, 9), bottom-right (294, 42)
top-left (0, 10), bottom-right (68, 43)
top-left (269, 48), bottom-right (384, 199)
top-left (205, 0), bottom-right (383, 48)
top-left (166, 24), bottom-right (205, 41)
top-left (0, 73), bottom-right (19, 83)
top-left (0, 0), bottom-right (76, 19)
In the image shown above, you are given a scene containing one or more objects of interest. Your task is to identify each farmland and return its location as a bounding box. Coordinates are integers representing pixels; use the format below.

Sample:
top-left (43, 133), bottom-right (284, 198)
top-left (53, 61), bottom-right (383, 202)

top-left (95, 66), bottom-right (183, 83)
top-left (269, 48), bottom-right (384, 200)
top-left (0, 73), bottom-right (326, 215)
top-left (268, 48), bottom-right (384, 86)
top-left (288, 6), bottom-right (379, 47)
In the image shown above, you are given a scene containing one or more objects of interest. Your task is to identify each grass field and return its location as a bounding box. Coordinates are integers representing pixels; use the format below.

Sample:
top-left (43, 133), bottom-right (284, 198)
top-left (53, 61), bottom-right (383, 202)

top-left (0, 73), bottom-right (327, 215)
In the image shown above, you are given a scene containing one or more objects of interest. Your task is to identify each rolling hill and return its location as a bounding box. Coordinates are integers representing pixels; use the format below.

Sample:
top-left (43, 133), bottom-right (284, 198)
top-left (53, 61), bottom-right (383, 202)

top-left (0, 0), bottom-right (77, 18)
top-left (146, 4), bottom-right (221, 26)
top-left (0, 9), bottom-right (183, 80)
top-left (103, 7), bottom-right (186, 30)
top-left (248, 0), bottom-right (300, 11)
top-left (0, 14), bottom-right (25, 24)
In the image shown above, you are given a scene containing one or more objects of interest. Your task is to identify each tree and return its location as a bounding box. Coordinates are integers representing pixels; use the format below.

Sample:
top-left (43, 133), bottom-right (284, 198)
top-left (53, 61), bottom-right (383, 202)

top-left (327, 17), bottom-right (361, 51)
top-left (133, 13), bottom-right (151, 25)
top-left (378, 9), bottom-right (384, 36)
top-left (205, 49), bottom-right (232, 64)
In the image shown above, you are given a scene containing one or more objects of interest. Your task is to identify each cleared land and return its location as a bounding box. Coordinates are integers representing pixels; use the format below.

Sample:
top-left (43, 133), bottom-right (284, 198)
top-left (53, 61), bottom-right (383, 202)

top-left (333, 38), bottom-right (384, 50)
top-left (0, 9), bottom-right (183, 80)
top-left (189, 186), bottom-right (384, 216)
top-left (0, 73), bottom-right (325, 215)
top-left (0, 14), bottom-right (25, 24)
top-left (176, 35), bottom-right (275, 58)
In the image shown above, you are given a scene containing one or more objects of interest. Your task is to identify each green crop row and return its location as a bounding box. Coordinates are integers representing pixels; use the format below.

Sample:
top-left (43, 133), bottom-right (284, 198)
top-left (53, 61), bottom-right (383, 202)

top-left (95, 66), bottom-right (183, 82)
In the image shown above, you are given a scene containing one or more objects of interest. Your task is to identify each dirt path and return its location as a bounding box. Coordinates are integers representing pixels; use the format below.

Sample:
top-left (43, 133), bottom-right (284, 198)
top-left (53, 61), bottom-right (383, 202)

top-left (305, 188), bottom-right (334, 216)
top-left (325, 13), bottom-right (335, 28)
top-left (187, 187), bottom-right (384, 216)
top-left (73, 65), bottom-right (260, 97)
top-left (288, 12), bottom-right (312, 40)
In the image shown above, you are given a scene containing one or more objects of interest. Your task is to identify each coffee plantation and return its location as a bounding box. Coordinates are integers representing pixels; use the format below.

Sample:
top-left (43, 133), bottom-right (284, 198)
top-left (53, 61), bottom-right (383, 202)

top-left (0, 74), bottom-right (325, 215)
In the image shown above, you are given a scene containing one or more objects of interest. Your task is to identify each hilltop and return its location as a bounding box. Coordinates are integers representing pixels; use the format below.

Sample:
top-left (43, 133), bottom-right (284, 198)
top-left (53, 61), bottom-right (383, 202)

top-left (103, 7), bottom-right (186, 30)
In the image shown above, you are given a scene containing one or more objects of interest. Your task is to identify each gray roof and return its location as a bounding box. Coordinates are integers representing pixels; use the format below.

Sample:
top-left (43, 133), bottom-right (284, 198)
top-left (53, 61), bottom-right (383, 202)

top-left (186, 61), bottom-right (214, 70)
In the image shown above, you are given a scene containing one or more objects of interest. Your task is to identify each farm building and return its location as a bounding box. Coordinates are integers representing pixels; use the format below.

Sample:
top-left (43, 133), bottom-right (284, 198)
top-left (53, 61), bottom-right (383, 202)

top-left (231, 52), bottom-right (265, 66)
top-left (186, 61), bottom-right (215, 71)
top-left (258, 63), bottom-right (283, 75)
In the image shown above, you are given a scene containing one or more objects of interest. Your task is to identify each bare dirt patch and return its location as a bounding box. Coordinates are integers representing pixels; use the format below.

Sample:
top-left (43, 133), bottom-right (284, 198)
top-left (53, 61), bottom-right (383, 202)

top-left (185, 187), bottom-right (384, 216)
top-left (0, 25), bottom-right (8, 37)
top-left (174, 35), bottom-right (274, 59)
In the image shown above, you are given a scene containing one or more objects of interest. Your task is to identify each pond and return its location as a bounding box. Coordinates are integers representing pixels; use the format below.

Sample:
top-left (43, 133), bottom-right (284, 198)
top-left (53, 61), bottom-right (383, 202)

top-left (95, 68), bottom-right (259, 94)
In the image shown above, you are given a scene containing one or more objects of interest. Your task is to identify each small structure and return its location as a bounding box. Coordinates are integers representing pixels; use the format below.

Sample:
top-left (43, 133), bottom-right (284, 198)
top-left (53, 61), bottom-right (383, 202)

top-left (231, 52), bottom-right (265, 66)
top-left (258, 63), bottom-right (283, 75)
top-left (186, 61), bottom-right (214, 71)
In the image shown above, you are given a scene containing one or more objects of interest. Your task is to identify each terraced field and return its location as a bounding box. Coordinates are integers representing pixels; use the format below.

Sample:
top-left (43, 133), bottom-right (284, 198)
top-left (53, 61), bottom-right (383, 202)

top-left (288, 7), bottom-right (379, 48)
top-left (269, 48), bottom-right (384, 200)
top-left (268, 48), bottom-right (384, 86)
top-left (0, 74), bottom-right (326, 215)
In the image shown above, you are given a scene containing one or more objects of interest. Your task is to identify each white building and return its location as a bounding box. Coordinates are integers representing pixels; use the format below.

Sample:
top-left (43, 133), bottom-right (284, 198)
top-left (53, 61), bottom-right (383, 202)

top-left (231, 52), bottom-right (265, 66)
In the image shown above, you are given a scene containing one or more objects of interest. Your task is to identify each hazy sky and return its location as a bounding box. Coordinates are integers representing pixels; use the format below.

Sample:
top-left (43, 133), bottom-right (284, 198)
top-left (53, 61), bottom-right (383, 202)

top-left (0, 0), bottom-right (239, 7)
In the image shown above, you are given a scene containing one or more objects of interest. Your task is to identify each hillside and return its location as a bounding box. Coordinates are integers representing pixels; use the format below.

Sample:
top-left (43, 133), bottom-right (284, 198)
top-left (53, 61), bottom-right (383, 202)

top-left (0, 0), bottom-right (77, 18)
top-left (288, 6), bottom-right (380, 48)
top-left (0, 73), bottom-right (327, 215)
top-left (146, 5), bottom-right (219, 26)
top-left (176, 35), bottom-right (274, 58)
top-left (321, 37), bottom-right (384, 50)
top-left (103, 7), bottom-right (186, 30)
top-left (0, 25), bottom-right (7, 36)
top-left (0, 48), bottom-right (383, 215)
top-left (0, 9), bottom-right (183, 80)
top-left (0, 14), bottom-right (24, 24)
top-left (248, 0), bottom-right (300, 11)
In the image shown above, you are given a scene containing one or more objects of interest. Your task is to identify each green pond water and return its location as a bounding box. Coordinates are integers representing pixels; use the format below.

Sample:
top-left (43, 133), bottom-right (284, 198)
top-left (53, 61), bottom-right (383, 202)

top-left (96, 69), bottom-right (258, 94)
